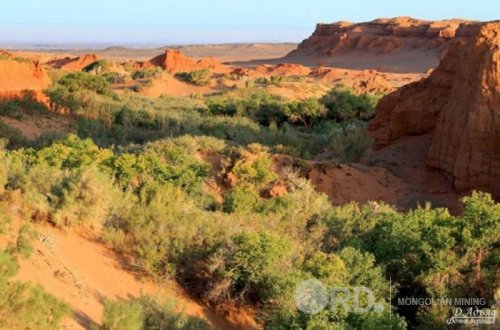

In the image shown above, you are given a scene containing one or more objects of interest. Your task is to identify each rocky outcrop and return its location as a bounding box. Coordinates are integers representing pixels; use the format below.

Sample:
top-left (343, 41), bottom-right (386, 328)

top-left (369, 22), bottom-right (500, 196)
top-left (144, 49), bottom-right (229, 74)
top-left (286, 17), bottom-right (482, 72)
top-left (56, 54), bottom-right (99, 71)
top-left (289, 17), bottom-right (478, 57)
top-left (352, 74), bottom-right (395, 94)
top-left (0, 55), bottom-right (50, 99)
top-left (367, 47), bottom-right (459, 148)
top-left (427, 23), bottom-right (500, 194)
top-left (255, 63), bottom-right (311, 76)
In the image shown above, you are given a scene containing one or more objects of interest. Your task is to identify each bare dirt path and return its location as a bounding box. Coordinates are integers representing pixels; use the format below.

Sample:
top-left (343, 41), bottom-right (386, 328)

top-left (13, 223), bottom-right (256, 329)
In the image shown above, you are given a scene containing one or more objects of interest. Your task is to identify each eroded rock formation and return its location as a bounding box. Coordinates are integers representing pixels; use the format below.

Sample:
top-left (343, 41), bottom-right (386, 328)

top-left (290, 17), bottom-right (478, 57)
top-left (144, 49), bottom-right (229, 74)
top-left (54, 54), bottom-right (100, 71)
top-left (369, 22), bottom-right (500, 196)
top-left (286, 17), bottom-right (482, 71)
top-left (255, 63), bottom-right (311, 76)
top-left (0, 55), bottom-right (50, 99)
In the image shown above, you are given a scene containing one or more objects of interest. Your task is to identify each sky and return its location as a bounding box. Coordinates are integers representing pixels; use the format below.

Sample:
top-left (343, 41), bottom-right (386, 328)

top-left (0, 0), bottom-right (499, 46)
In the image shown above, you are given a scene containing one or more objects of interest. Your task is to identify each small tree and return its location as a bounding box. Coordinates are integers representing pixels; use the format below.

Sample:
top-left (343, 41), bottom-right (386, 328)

top-left (285, 97), bottom-right (326, 127)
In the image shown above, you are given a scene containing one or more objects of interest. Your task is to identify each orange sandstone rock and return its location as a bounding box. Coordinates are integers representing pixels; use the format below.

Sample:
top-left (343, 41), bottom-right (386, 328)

top-left (144, 49), bottom-right (230, 74)
top-left (369, 22), bottom-right (500, 196)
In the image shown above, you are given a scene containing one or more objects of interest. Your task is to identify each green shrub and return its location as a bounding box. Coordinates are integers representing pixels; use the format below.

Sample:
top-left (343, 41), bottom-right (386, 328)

top-left (53, 72), bottom-right (113, 95)
top-left (205, 96), bottom-right (245, 116)
top-left (131, 67), bottom-right (162, 80)
top-left (206, 231), bottom-right (296, 303)
top-left (0, 121), bottom-right (28, 149)
top-left (285, 97), bottom-right (326, 127)
top-left (83, 60), bottom-right (112, 75)
top-left (34, 134), bottom-right (113, 170)
top-left (49, 166), bottom-right (118, 229)
top-left (45, 72), bottom-right (116, 115)
top-left (103, 183), bottom-right (205, 276)
top-left (101, 299), bottom-right (144, 330)
top-left (321, 86), bottom-right (380, 121)
top-left (175, 69), bottom-right (211, 86)
top-left (0, 250), bottom-right (69, 329)
top-left (223, 186), bottom-right (258, 213)
top-left (329, 125), bottom-right (372, 162)
top-left (303, 251), bottom-right (347, 286)
top-left (0, 90), bottom-right (49, 119)
top-left (230, 152), bottom-right (278, 191)
top-left (102, 72), bottom-right (127, 84)
top-left (101, 297), bottom-right (209, 330)
top-left (11, 224), bottom-right (38, 258)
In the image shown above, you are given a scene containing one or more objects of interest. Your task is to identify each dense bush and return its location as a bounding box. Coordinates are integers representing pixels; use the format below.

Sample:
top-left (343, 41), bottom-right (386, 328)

top-left (102, 72), bottom-right (127, 84)
top-left (229, 150), bottom-right (278, 191)
top-left (83, 60), bottom-right (112, 75)
top-left (175, 69), bottom-right (211, 86)
top-left (0, 121), bottom-right (28, 148)
top-left (321, 86), bottom-right (381, 121)
top-left (53, 72), bottom-right (113, 95)
top-left (45, 72), bottom-right (115, 115)
top-left (45, 81), bottom-right (375, 159)
top-left (0, 90), bottom-right (49, 119)
top-left (329, 124), bottom-right (372, 162)
top-left (206, 231), bottom-right (297, 303)
top-left (48, 166), bottom-right (119, 228)
top-left (131, 67), bottom-right (162, 80)
top-left (285, 97), bottom-right (326, 127)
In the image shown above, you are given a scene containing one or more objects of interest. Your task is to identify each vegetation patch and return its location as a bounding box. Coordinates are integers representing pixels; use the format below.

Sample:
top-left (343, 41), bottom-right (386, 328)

top-left (175, 69), bottom-right (211, 86)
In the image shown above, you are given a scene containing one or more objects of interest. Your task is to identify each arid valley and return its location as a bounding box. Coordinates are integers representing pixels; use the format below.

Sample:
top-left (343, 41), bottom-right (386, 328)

top-left (0, 3), bottom-right (499, 329)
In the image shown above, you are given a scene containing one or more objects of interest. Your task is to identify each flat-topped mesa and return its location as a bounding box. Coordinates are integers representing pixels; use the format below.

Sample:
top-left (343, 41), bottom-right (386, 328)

top-left (288, 17), bottom-right (481, 58)
top-left (144, 49), bottom-right (230, 74)
top-left (369, 21), bottom-right (500, 197)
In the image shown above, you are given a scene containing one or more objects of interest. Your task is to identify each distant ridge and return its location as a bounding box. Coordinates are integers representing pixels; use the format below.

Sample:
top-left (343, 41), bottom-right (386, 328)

top-left (284, 17), bottom-right (484, 72)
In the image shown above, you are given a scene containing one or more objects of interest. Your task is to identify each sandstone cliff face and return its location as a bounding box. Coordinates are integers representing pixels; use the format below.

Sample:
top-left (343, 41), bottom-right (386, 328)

top-left (286, 17), bottom-right (481, 72)
top-left (367, 42), bottom-right (461, 148)
top-left (144, 50), bottom-right (229, 74)
top-left (58, 54), bottom-right (99, 71)
top-left (290, 17), bottom-right (478, 57)
top-left (0, 55), bottom-right (50, 99)
top-left (427, 23), bottom-right (500, 195)
top-left (369, 22), bottom-right (500, 196)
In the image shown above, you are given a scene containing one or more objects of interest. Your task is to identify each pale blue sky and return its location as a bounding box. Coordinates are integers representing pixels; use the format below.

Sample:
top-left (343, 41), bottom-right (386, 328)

top-left (1, 0), bottom-right (498, 45)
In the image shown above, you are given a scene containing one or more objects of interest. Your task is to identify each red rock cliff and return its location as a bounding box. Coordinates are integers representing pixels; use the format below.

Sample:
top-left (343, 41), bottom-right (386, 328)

top-left (369, 22), bottom-right (500, 196)
top-left (290, 17), bottom-right (478, 57)
top-left (286, 17), bottom-right (480, 71)
top-left (0, 55), bottom-right (50, 99)
top-left (144, 49), bottom-right (229, 74)
top-left (58, 54), bottom-right (99, 71)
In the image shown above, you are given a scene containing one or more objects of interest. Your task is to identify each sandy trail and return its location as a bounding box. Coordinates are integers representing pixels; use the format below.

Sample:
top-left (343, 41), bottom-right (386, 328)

top-left (13, 224), bottom-right (255, 329)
